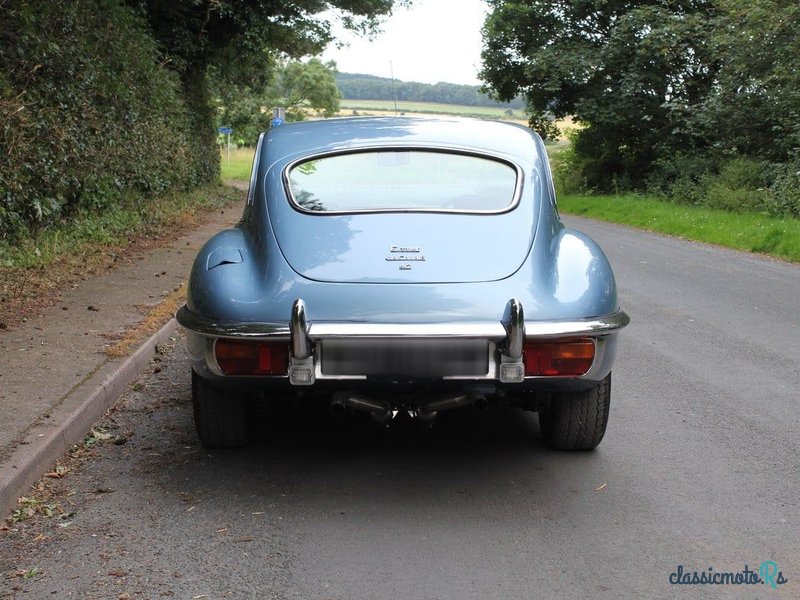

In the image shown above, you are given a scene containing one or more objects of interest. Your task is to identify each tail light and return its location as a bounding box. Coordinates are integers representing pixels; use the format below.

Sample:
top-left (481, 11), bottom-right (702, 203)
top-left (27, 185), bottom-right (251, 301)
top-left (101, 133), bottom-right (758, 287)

top-left (523, 338), bottom-right (595, 376)
top-left (214, 339), bottom-right (289, 376)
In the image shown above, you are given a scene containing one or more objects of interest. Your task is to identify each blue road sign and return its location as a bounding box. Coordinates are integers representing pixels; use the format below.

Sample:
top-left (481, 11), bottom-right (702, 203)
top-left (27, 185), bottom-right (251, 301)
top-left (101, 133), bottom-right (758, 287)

top-left (271, 118), bottom-right (284, 127)
top-left (218, 126), bottom-right (233, 135)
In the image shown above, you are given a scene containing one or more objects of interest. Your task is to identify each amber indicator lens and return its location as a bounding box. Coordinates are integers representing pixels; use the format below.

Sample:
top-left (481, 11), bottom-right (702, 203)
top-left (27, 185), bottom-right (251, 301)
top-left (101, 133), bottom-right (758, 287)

top-left (523, 338), bottom-right (595, 376)
top-left (215, 340), bottom-right (289, 375)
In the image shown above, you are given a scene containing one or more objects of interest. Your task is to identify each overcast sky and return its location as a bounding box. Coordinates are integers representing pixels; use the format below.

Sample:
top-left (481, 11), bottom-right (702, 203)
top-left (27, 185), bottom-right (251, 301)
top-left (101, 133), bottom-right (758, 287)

top-left (321, 0), bottom-right (489, 86)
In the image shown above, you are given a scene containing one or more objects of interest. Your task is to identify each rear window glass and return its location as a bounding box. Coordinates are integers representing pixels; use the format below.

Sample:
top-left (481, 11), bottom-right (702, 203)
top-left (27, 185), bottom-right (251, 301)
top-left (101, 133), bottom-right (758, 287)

top-left (286, 150), bottom-right (519, 213)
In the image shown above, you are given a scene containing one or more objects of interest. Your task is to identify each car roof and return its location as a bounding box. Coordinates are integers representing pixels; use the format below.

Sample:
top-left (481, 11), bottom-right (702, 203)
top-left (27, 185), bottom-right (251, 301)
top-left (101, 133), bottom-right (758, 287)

top-left (263, 116), bottom-right (542, 164)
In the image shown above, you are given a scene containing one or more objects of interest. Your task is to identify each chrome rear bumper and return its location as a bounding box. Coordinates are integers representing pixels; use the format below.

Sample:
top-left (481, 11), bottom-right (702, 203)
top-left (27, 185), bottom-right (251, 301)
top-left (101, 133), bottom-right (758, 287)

top-left (177, 299), bottom-right (629, 385)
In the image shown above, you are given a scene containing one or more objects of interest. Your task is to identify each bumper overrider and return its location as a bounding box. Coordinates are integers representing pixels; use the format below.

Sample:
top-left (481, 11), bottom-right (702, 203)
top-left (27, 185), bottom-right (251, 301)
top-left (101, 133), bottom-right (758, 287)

top-left (177, 299), bottom-right (629, 387)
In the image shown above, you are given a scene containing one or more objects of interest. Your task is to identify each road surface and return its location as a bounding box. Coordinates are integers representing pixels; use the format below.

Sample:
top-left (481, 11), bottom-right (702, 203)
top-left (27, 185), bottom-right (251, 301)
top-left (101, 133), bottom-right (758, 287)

top-left (2, 217), bottom-right (798, 599)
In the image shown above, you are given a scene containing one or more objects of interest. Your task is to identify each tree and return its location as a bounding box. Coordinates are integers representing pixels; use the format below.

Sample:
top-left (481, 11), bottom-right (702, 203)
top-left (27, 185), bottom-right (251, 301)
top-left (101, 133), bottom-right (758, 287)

top-left (129, 0), bottom-right (399, 80)
top-left (280, 58), bottom-right (341, 119)
top-left (480, 0), bottom-right (719, 189)
top-left (214, 58), bottom-right (342, 144)
top-left (127, 0), bottom-right (403, 175)
top-left (693, 0), bottom-right (800, 162)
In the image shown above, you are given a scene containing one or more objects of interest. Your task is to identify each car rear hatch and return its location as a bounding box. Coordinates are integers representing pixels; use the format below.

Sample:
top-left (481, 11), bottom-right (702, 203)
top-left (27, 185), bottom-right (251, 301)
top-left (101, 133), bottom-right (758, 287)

top-left (267, 148), bottom-right (537, 284)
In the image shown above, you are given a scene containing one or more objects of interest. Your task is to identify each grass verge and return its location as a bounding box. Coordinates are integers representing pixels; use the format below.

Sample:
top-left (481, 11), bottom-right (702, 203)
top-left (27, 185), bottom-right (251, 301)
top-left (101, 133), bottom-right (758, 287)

top-left (559, 194), bottom-right (800, 263)
top-left (220, 147), bottom-right (254, 182)
top-left (0, 183), bottom-right (244, 330)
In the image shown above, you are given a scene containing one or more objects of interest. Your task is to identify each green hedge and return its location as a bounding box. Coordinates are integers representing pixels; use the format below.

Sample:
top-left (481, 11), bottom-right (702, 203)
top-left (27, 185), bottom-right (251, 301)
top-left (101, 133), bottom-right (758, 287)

top-left (0, 0), bottom-right (218, 241)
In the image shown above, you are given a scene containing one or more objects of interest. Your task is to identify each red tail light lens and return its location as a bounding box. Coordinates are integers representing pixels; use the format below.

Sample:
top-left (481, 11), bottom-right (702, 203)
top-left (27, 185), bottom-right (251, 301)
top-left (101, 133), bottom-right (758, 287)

top-left (214, 339), bottom-right (289, 375)
top-left (523, 338), bottom-right (595, 376)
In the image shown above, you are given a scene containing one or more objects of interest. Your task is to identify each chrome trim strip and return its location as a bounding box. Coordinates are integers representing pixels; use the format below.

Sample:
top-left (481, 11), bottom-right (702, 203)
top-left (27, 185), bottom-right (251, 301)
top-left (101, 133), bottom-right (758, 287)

top-left (178, 305), bottom-right (629, 341)
top-left (176, 305), bottom-right (289, 339)
top-left (282, 145), bottom-right (524, 216)
top-left (308, 322), bottom-right (508, 339)
top-left (247, 132), bottom-right (266, 206)
top-left (523, 310), bottom-right (630, 338)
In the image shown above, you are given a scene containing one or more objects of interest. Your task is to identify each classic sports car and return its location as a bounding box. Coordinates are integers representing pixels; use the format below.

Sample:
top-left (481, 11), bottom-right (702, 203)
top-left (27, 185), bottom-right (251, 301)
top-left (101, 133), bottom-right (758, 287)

top-left (177, 117), bottom-right (628, 449)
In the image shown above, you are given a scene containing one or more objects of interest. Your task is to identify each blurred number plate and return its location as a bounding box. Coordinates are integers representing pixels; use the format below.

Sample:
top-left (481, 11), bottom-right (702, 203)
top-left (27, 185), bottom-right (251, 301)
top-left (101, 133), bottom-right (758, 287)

top-left (320, 339), bottom-right (489, 377)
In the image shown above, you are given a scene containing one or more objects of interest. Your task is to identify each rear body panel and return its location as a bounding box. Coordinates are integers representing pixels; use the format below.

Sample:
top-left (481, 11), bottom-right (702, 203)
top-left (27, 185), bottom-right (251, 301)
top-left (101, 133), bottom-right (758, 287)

top-left (178, 117), bottom-right (627, 398)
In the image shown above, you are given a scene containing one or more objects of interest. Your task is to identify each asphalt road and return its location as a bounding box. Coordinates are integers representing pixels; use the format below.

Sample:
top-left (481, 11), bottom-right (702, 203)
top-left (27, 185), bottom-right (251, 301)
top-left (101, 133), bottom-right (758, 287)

top-left (2, 218), bottom-right (798, 599)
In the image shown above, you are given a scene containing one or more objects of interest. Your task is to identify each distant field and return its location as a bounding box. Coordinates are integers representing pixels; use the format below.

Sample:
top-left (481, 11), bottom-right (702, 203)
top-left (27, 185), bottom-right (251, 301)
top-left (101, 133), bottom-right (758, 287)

top-left (338, 99), bottom-right (526, 120)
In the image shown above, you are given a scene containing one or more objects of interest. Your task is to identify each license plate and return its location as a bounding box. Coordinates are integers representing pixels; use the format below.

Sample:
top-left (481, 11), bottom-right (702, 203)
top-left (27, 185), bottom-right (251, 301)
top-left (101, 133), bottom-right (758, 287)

top-left (320, 339), bottom-right (490, 377)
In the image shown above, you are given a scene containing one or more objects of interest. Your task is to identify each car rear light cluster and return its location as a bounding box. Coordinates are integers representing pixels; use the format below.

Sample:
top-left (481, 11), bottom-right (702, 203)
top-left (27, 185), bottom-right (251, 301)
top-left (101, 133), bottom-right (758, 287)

top-left (523, 338), bottom-right (595, 376)
top-left (214, 339), bottom-right (289, 376)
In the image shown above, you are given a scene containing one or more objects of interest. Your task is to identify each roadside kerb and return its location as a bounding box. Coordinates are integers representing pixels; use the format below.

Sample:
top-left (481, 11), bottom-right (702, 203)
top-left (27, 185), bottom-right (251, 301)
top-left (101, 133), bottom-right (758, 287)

top-left (0, 318), bottom-right (178, 518)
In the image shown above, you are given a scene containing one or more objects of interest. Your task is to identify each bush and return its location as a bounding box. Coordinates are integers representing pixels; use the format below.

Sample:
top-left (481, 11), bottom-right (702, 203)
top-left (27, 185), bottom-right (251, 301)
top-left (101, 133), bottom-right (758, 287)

top-left (766, 161), bottom-right (800, 218)
top-left (551, 130), bottom-right (590, 195)
top-left (649, 155), bottom-right (799, 218)
top-left (704, 159), bottom-right (770, 213)
top-left (647, 154), bottom-right (717, 206)
top-left (0, 0), bottom-right (218, 241)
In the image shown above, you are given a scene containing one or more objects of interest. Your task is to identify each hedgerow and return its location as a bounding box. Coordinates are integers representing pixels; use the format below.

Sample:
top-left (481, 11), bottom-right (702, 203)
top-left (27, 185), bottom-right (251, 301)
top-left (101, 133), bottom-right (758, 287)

top-left (0, 0), bottom-right (218, 241)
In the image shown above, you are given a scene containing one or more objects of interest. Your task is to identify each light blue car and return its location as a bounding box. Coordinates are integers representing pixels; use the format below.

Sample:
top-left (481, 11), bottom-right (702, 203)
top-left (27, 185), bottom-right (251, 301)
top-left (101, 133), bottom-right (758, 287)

top-left (177, 117), bottom-right (628, 449)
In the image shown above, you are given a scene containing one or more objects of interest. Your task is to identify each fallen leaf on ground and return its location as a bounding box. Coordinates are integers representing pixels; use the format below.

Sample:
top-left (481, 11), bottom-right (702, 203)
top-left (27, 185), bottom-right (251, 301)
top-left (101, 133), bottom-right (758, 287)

top-left (45, 465), bottom-right (69, 478)
top-left (91, 428), bottom-right (113, 441)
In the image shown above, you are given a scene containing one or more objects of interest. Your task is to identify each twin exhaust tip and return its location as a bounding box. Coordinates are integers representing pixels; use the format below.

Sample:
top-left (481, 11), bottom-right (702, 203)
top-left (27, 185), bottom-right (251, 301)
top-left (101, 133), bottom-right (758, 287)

top-left (330, 391), bottom-right (489, 425)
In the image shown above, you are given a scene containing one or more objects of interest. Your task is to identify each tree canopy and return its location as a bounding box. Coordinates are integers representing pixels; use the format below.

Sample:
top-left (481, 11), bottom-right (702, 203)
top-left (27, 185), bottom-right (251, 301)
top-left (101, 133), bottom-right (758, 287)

top-left (481, 0), bottom-right (720, 187)
top-left (129, 0), bottom-right (404, 182)
top-left (480, 0), bottom-right (800, 211)
top-left (129, 0), bottom-right (398, 80)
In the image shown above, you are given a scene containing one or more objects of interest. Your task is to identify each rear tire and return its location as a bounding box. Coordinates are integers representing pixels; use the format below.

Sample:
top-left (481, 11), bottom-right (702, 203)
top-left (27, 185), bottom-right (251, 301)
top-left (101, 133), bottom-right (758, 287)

top-left (539, 374), bottom-right (611, 450)
top-left (191, 370), bottom-right (251, 448)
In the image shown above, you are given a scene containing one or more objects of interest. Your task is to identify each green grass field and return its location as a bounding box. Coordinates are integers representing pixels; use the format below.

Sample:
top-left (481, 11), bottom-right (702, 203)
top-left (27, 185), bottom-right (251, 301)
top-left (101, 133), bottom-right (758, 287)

top-left (220, 147), bottom-right (254, 182)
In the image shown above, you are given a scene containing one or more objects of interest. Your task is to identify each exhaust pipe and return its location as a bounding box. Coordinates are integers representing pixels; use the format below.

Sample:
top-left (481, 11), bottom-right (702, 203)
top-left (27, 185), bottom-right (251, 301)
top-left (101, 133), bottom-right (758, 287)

top-left (330, 395), bottom-right (347, 416)
top-left (330, 392), bottom-right (393, 425)
top-left (417, 392), bottom-right (489, 424)
top-left (472, 395), bottom-right (489, 412)
top-left (419, 394), bottom-right (470, 417)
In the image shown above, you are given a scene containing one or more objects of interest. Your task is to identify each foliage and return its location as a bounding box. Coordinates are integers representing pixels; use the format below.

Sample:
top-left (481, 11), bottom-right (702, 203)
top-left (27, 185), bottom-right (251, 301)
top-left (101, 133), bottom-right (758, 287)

top-left (481, 0), bottom-right (718, 189)
top-left (130, 0), bottom-right (399, 86)
top-left (481, 0), bottom-right (800, 215)
top-left (691, 0), bottom-right (800, 162)
top-left (650, 157), bottom-right (800, 218)
top-left (121, 0), bottom-right (404, 205)
top-left (336, 72), bottom-right (526, 109)
top-left (549, 131), bottom-right (586, 195)
top-left (214, 58), bottom-right (342, 145)
top-left (766, 162), bottom-right (800, 218)
top-left (282, 59), bottom-right (341, 118)
top-left (0, 183), bottom-right (240, 269)
top-left (0, 0), bottom-right (402, 240)
top-left (0, 0), bottom-right (216, 240)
